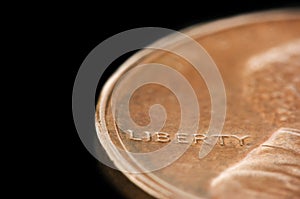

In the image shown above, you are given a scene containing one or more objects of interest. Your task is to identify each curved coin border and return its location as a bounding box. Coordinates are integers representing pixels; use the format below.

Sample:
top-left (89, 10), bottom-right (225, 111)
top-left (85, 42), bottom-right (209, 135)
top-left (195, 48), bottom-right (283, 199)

top-left (96, 9), bottom-right (300, 199)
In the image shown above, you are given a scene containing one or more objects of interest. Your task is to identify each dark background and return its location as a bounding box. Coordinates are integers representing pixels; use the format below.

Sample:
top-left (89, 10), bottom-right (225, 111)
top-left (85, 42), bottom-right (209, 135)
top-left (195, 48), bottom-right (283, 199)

top-left (68, 1), bottom-right (299, 198)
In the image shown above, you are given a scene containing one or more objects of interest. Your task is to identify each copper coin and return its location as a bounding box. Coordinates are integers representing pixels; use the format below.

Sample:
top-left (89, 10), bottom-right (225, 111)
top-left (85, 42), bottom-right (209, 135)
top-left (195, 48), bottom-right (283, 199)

top-left (96, 10), bottom-right (300, 198)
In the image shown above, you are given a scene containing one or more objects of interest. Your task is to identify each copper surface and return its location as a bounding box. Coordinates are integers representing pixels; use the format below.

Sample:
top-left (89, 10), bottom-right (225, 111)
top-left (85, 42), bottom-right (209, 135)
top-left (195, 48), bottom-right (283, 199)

top-left (96, 10), bottom-right (300, 199)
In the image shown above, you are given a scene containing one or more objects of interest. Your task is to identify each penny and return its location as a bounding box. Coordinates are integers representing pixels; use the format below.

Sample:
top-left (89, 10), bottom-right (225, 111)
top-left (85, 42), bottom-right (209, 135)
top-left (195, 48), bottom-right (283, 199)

top-left (95, 10), bottom-right (300, 198)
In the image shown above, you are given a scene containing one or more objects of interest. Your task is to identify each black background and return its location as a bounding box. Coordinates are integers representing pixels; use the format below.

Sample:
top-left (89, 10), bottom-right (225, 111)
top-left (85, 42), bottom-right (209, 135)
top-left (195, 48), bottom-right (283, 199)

top-left (67, 1), bottom-right (299, 198)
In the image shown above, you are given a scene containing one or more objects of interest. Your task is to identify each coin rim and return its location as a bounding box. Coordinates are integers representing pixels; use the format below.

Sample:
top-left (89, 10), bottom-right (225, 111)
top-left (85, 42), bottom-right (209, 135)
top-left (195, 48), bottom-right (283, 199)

top-left (95, 9), bottom-right (300, 199)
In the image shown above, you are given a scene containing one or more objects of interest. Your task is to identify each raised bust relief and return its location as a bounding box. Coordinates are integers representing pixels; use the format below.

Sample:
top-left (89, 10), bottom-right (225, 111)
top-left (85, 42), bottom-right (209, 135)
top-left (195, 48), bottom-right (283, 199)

top-left (211, 41), bottom-right (300, 199)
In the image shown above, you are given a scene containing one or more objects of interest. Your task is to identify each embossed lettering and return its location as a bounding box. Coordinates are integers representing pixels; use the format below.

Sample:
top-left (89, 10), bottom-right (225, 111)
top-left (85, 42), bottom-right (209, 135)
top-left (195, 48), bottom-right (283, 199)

top-left (176, 133), bottom-right (189, 144)
top-left (155, 132), bottom-right (170, 143)
top-left (126, 130), bottom-right (151, 141)
top-left (193, 134), bottom-right (207, 144)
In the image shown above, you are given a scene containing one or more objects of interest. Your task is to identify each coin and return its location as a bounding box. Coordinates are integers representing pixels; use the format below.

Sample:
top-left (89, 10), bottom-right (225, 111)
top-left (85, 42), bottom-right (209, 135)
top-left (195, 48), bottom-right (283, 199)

top-left (96, 10), bottom-right (300, 198)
